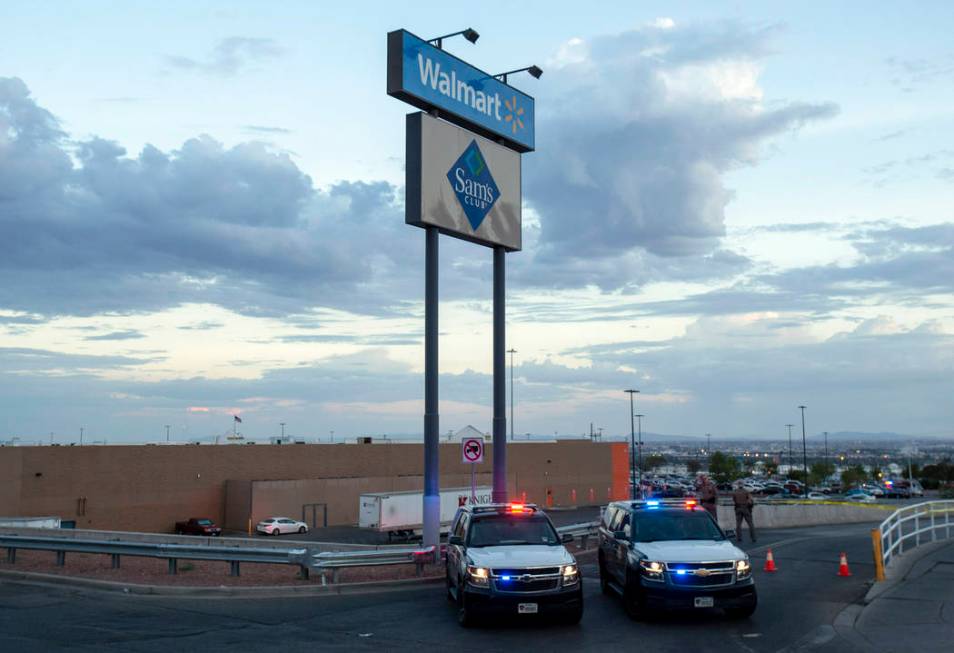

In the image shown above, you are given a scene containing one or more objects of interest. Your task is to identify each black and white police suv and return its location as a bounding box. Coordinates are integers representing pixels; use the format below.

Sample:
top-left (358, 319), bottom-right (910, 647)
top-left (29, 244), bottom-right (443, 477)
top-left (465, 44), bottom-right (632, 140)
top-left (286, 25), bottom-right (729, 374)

top-left (598, 499), bottom-right (757, 620)
top-left (445, 502), bottom-right (583, 627)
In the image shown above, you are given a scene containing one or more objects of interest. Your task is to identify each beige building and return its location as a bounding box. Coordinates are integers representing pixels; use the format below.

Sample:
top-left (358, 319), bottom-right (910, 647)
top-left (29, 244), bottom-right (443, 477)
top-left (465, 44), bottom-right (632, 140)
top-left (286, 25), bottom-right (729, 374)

top-left (0, 440), bottom-right (629, 533)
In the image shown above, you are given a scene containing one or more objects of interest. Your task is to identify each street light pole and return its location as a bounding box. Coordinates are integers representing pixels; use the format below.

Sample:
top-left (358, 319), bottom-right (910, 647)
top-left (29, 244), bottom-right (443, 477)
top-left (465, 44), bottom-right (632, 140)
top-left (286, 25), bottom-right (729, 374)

top-left (786, 424), bottom-right (794, 475)
top-left (624, 390), bottom-right (639, 500)
top-left (799, 406), bottom-right (808, 496)
top-left (80, 427), bottom-right (84, 445)
top-left (636, 414), bottom-right (645, 493)
top-left (164, 425), bottom-right (170, 442)
top-left (706, 433), bottom-right (711, 456)
top-left (280, 422), bottom-right (285, 439)
top-left (507, 348), bottom-right (516, 442)
top-left (824, 431), bottom-right (829, 466)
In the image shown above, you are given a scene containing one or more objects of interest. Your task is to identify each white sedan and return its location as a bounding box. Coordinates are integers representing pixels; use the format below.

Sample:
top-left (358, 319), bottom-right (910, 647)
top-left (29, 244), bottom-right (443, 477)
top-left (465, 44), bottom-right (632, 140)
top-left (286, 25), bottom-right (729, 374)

top-left (846, 493), bottom-right (877, 504)
top-left (256, 517), bottom-right (309, 536)
top-left (806, 492), bottom-right (828, 500)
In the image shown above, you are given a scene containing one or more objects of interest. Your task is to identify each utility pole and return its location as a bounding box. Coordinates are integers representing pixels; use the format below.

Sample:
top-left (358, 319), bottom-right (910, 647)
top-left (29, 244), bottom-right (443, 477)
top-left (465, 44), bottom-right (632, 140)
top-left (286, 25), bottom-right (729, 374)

top-left (786, 424), bottom-right (794, 475)
top-left (330, 430), bottom-right (335, 444)
top-left (280, 422), bottom-right (285, 439)
top-left (636, 414), bottom-right (645, 495)
top-left (624, 390), bottom-right (639, 500)
top-left (164, 425), bottom-right (170, 442)
top-left (507, 348), bottom-right (516, 442)
top-left (799, 406), bottom-right (808, 496)
top-left (824, 431), bottom-right (829, 466)
top-left (80, 427), bottom-right (84, 445)
top-left (706, 432), bottom-right (711, 456)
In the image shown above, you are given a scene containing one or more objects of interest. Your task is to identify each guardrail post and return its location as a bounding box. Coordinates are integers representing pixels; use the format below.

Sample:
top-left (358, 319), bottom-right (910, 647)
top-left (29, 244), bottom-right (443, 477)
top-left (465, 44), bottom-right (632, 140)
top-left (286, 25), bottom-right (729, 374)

top-left (415, 557), bottom-right (424, 577)
top-left (931, 509), bottom-right (937, 542)
top-left (111, 554), bottom-right (121, 569)
top-left (299, 565), bottom-right (309, 580)
top-left (230, 561), bottom-right (240, 577)
top-left (915, 513), bottom-right (921, 547)
top-left (331, 568), bottom-right (340, 584)
top-left (6, 548), bottom-right (14, 564)
top-left (871, 529), bottom-right (885, 582)
top-left (581, 534), bottom-right (590, 550)
top-left (168, 558), bottom-right (177, 575)
top-left (55, 551), bottom-right (66, 567)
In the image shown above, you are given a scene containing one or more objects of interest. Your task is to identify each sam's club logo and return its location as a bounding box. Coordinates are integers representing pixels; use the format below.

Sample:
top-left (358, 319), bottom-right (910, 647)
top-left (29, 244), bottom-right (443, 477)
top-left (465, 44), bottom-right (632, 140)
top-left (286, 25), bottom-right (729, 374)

top-left (447, 140), bottom-right (499, 231)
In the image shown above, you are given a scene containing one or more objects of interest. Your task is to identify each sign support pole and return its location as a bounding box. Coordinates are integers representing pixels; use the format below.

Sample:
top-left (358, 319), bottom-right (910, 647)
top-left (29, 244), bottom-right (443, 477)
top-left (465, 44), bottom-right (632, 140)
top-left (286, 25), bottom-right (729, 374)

top-left (492, 246), bottom-right (507, 503)
top-left (471, 463), bottom-right (476, 502)
top-left (423, 226), bottom-right (440, 550)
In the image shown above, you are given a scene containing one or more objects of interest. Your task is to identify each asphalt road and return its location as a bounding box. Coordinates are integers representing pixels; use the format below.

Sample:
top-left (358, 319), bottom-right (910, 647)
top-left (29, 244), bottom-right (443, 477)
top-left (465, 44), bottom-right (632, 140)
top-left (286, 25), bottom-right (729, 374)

top-left (0, 521), bottom-right (881, 652)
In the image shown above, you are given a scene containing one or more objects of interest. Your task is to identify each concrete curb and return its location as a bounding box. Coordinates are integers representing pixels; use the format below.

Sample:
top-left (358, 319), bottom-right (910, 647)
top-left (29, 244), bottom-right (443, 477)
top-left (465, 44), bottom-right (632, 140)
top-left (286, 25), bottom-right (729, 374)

top-left (864, 538), bottom-right (952, 603)
top-left (0, 568), bottom-right (443, 598)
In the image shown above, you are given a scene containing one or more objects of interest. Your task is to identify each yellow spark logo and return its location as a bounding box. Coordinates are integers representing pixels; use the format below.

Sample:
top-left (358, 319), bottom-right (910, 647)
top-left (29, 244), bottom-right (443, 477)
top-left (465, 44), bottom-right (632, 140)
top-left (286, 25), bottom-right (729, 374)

top-left (503, 95), bottom-right (525, 134)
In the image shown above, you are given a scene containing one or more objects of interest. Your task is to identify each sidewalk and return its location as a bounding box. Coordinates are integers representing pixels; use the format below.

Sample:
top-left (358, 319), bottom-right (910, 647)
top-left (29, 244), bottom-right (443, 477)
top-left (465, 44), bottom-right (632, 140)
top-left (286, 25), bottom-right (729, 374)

top-left (850, 540), bottom-right (954, 652)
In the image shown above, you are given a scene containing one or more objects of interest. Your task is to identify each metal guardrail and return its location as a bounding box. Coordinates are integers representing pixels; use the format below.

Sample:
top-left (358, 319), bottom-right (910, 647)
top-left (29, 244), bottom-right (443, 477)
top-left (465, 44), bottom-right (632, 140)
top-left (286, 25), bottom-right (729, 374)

top-left (0, 521), bottom-right (606, 586)
top-left (872, 500), bottom-right (954, 581)
top-left (0, 534), bottom-right (309, 578)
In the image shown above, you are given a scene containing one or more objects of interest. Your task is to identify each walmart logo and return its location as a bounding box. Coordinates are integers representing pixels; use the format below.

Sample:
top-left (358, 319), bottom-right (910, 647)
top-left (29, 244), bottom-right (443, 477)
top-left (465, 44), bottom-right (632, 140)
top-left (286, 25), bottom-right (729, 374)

top-left (502, 95), bottom-right (525, 134)
top-left (447, 140), bottom-right (499, 231)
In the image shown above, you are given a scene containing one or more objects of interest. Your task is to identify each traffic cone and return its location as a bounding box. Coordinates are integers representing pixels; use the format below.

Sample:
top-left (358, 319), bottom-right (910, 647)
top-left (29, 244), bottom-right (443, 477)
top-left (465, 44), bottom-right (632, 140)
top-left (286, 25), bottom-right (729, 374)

top-left (838, 552), bottom-right (852, 577)
top-left (764, 548), bottom-right (777, 572)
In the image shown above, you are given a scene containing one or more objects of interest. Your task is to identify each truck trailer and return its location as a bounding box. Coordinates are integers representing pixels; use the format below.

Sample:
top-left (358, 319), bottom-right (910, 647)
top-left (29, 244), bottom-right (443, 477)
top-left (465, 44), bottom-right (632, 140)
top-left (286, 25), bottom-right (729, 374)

top-left (359, 486), bottom-right (493, 538)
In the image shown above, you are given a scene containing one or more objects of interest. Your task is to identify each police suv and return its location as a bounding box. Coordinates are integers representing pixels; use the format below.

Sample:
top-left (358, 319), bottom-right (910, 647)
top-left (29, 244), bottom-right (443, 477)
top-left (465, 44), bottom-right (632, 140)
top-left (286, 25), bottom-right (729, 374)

top-left (598, 499), bottom-right (757, 619)
top-left (445, 503), bottom-right (583, 627)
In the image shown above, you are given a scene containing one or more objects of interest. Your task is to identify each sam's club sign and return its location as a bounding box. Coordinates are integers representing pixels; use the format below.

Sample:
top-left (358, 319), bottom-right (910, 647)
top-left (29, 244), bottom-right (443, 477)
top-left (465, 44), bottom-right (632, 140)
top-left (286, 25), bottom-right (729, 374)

top-left (387, 29), bottom-right (535, 153)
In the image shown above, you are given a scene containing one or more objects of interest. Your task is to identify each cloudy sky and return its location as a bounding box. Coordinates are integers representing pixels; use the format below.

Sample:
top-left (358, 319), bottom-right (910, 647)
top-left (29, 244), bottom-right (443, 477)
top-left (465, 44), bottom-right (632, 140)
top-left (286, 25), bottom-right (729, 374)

top-left (1, 2), bottom-right (953, 443)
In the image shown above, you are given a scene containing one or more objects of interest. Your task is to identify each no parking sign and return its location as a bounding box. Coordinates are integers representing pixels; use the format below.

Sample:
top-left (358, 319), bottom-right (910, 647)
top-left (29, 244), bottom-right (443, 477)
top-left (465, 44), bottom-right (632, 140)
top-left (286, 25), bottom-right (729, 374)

top-left (462, 437), bottom-right (484, 464)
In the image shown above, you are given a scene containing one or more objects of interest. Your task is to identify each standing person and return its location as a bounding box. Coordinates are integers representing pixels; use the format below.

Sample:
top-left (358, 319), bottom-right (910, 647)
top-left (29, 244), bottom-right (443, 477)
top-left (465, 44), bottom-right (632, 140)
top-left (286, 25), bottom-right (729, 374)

top-left (732, 482), bottom-right (756, 543)
top-left (699, 475), bottom-right (718, 520)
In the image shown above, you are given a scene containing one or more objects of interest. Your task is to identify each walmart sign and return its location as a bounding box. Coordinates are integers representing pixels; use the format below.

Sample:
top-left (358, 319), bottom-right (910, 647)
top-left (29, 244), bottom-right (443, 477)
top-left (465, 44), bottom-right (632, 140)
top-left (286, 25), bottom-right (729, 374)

top-left (387, 29), bottom-right (535, 153)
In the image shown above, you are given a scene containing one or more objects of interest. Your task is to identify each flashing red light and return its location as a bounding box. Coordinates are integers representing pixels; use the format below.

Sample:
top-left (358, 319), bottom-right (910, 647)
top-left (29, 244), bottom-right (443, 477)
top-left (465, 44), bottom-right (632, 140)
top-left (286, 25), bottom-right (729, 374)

top-left (509, 503), bottom-right (526, 513)
top-left (684, 499), bottom-right (698, 508)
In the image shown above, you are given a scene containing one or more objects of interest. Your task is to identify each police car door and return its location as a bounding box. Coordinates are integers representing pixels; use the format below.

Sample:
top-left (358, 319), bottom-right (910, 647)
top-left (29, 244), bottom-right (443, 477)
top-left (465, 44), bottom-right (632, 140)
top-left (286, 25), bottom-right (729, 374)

top-left (611, 510), bottom-right (632, 584)
top-left (447, 511), bottom-right (469, 587)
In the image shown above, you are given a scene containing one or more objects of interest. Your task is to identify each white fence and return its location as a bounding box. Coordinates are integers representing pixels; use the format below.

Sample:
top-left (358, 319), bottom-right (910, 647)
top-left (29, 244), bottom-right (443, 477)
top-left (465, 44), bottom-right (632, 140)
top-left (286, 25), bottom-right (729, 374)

top-left (878, 500), bottom-right (954, 572)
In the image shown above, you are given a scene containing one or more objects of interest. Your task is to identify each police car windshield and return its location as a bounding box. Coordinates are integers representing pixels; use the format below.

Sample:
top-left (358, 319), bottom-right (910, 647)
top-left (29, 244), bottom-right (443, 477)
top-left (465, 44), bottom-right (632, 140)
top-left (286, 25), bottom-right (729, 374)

top-left (468, 515), bottom-right (559, 547)
top-left (631, 510), bottom-right (724, 542)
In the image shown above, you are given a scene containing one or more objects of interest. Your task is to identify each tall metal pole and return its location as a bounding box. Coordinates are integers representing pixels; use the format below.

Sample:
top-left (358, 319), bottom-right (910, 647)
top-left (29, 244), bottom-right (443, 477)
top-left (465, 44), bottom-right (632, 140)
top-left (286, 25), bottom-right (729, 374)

top-left (507, 348), bottom-right (516, 442)
top-left (786, 424), bottom-right (794, 475)
top-left (706, 433), bottom-right (711, 456)
top-left (624, 390), bottom-right (639, 499)
top-left (280, 422), bottom-right (285, 439)
top-left (799, 406), bottom-right (808, 496)
top-left (80, 427), bottom-right (84, 445)
top-left (423, 226), bottom-right (440, 549)
top-left (636, 414), bottom-right (645, 493)
top-left (164, 425), bottom-right (169, 442)
top-left (492, 247), bottom-right (507, 503)
top-left (824, 431), bottom-right (828, 466)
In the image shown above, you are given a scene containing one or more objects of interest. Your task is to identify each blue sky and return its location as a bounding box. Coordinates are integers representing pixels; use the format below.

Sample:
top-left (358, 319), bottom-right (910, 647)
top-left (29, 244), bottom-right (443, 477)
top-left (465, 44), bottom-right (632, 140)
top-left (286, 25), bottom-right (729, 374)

top-left (1, 2), bottom-right (953, 443)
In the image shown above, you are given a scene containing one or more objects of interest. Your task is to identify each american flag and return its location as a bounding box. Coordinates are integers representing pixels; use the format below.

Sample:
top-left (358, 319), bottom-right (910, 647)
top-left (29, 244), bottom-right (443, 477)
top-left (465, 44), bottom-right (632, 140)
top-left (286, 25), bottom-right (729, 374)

top-left (233, 415), bottom-right (242, 423)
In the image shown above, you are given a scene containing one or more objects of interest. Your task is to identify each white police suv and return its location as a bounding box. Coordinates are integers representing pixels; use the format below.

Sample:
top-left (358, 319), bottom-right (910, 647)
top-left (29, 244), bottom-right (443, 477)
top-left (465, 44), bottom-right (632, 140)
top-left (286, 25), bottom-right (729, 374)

top-left (445, 503), bottom-right (583, 627)
top-left (598, 499), bottom-right (757, 620)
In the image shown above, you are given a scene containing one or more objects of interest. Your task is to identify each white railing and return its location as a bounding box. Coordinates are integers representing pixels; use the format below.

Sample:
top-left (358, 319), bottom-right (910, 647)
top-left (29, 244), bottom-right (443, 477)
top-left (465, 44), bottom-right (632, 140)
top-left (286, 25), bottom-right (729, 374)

top-left (877, 500), bottom-right (954, 576)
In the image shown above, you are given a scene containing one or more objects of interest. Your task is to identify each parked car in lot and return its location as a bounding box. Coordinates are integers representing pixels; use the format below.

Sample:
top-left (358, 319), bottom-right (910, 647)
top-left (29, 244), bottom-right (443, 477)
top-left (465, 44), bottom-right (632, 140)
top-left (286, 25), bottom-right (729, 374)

top-left (846, 493), bottom-right (876, 503)
top-left (256, 517), bottom-right (308, 536)
top-left (445, 503), bottom-right (582, 627)
top-left (174, 517), bottom-right (221, 536)
top-left (805, 492), bottom-right (828, 501)
top-left (598, 499), bottom-right (756, 620)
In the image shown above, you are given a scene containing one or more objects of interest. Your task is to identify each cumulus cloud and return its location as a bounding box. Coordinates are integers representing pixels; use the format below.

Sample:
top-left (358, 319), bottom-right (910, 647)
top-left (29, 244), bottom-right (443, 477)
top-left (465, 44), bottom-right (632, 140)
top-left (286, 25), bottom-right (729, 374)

top-left (165, 37), bottom-right (283, 76)
top-left (521, 21), bottom-right (837, 290)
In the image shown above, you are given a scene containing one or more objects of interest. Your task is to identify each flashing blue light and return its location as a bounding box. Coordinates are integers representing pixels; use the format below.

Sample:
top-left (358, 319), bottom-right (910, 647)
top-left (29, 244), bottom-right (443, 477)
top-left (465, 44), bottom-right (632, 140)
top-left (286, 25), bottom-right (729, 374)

top-left (645, 500), bottom-right (660, 507)
top-left (501, 575), bottom-right (511, 581)
top-left (676, 569), bottom-right (687, 575)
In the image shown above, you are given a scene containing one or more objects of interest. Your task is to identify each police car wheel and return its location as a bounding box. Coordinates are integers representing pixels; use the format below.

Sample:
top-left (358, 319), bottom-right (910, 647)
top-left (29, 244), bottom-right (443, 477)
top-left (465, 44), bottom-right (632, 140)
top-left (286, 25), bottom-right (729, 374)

top-left (598, 556), bottom-right (611, 595)
top-left (623, 577), bottom-right (644, 620)
top-left (457, 591), bottom-right (476, 628)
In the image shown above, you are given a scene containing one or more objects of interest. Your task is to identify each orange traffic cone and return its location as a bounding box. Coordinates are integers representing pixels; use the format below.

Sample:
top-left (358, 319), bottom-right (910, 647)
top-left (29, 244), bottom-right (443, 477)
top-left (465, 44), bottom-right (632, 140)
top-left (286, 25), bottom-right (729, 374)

top-left (838, 552), bottom-right (852, 577)
top-left (764, 549), bottom-right (777, 572)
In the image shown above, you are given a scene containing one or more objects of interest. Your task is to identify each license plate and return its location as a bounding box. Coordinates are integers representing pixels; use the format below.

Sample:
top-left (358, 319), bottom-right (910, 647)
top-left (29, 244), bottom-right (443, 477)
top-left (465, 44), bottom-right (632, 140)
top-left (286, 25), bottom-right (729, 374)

top-left (694, 597), bottom-right (714, 608)
top-left (518, 603), bottom-right (538, 614)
